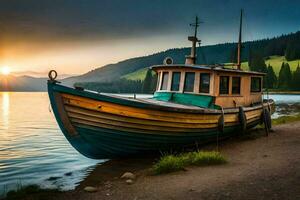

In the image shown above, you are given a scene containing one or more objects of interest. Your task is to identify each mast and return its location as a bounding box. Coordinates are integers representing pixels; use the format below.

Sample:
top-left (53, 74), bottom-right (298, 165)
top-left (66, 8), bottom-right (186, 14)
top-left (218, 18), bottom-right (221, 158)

top-left (237, 9), bottom-right (243, 70)
top-left (185, 16), bottom-right (202, 65)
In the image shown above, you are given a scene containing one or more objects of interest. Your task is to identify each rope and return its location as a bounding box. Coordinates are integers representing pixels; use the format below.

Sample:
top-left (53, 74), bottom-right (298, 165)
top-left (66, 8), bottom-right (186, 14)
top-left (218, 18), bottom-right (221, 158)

top-left (217, 107), bottom-right (225, 151)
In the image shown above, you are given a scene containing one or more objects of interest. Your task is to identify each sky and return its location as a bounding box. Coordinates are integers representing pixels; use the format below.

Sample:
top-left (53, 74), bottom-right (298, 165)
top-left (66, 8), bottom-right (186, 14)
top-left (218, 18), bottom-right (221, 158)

top-left (0, 0), bottom-right (299, 75)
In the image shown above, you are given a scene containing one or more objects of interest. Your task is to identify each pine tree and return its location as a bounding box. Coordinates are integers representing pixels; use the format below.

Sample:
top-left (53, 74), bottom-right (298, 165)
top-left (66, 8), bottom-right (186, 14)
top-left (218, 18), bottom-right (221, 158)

top-left (285, 63), bottom-right (292, 88)
top-left (285, 41), bottom-right (300, 61)
top-left (285, 42), bottom-right (296, 61)
top-left (150, 73), bottom-right (158, 92)
top-left (248, 48), bottom-right (252, 67)
top-left (142, 69), bottom-right (154, 93)
top-left (278, 62), bottom-right (292, 89)
top-left (266, 64), bottom-right (277, 89)
top-left (292, 63), bottom-right (300, 90)
top-left (278, 62), bottom-right (285, 89)
top-left (249, 51), bottom-right (267, 73)
top-left (230, 46), bottom-right (237, 64)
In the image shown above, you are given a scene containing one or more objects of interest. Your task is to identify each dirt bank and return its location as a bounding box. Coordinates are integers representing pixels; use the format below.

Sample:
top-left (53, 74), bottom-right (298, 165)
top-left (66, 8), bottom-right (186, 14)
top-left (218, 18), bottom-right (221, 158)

top-left (17, 122), bottom-right (300, 200)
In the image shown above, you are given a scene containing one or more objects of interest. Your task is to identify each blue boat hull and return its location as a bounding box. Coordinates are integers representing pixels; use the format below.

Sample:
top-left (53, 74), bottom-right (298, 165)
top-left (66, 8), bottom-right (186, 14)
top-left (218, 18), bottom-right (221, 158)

top-left (47, 81), bottom-right (271, 159)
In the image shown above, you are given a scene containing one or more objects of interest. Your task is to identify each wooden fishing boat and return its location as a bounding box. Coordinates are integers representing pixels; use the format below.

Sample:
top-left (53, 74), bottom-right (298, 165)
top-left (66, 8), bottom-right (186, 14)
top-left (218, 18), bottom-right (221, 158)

top-left (47, 12), bottom-right (275, 159)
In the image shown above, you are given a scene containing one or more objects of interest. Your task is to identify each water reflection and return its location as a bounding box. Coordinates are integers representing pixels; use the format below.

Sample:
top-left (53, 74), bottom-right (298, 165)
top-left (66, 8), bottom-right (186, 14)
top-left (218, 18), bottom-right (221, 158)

top-left (1, 92), bottom-right (10, 129)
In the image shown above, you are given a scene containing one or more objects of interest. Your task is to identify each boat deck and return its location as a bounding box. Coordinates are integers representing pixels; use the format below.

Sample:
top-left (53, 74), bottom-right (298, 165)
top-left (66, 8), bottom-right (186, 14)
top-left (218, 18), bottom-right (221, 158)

top-left (98, 92), bottom-right (273, 113)
top-left (100, 93), bottom-right (204, 110)
top-left (77, 89), bottom-right (272, 114)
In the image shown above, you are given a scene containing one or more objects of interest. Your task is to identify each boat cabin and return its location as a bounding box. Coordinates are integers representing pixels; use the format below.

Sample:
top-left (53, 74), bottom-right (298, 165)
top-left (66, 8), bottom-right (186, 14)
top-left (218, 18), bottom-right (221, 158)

top-left (151, 64), bottom-right (265, 109)
top-left (151, 13), bottom-right (265, 109)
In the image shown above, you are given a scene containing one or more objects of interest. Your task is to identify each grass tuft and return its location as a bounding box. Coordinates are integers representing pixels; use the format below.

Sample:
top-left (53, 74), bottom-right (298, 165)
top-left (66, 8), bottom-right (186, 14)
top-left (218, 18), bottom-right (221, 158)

top-left (152, 151), bottom-right (227, 175)
top-left (187, 151), bottom-right (227, 166)
top-left (272, 114), bottom-right (300, 125)
top-left (5, 185), bottom-right (60, 200)
top-left (152, 155), bottom-right (186, 175)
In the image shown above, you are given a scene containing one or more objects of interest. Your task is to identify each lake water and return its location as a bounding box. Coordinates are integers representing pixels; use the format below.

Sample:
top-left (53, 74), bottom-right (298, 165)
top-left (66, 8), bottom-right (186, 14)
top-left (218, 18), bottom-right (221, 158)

top-left (0, 92), bottom-right (100, 196)
top-left (265, 94), bottom-right (300, 118)
top-left (0, 92), bottom-right (299, 196)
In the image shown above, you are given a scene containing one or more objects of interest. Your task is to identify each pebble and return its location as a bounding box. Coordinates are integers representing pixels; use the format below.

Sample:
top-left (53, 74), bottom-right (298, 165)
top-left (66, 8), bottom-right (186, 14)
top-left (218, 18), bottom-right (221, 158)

top-left (121, 172), bottom-right (136, 180)
top-left (126, 179), bottom-right (134, 184)
top-left (104, 181), bottom-right (112, 188)
top-left (84, 186), bottom-right (98, 193)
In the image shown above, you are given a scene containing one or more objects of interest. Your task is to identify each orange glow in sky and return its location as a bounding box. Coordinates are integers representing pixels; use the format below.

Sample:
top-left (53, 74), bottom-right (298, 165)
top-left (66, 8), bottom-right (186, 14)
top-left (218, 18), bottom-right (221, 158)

top-left (1, 66), bottom-right (11, 75)
top-left (0, 35), bottom-right (188, 76)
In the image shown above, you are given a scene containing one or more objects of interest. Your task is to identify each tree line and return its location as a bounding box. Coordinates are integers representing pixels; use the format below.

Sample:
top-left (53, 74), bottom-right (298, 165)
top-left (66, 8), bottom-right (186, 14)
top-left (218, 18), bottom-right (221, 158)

top-left (269, 62), bottom-right (300, 90)
top-left (76, 61), bottom-right (300, 94)
top-left (245, 31), bottom-right (300, 62)
top-left (74, 69), bottom-right (158, 94)
top-left (74, 79), bottom-right (144, 93)
top-left (249, 53), bottom-right (300, 90)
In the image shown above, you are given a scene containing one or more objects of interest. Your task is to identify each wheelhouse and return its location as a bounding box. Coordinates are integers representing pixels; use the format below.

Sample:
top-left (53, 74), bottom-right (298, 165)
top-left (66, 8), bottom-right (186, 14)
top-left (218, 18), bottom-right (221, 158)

top-left (151, 65), bottom-right (265, 109)
top-left (150, 11), bottom-right (265, 109)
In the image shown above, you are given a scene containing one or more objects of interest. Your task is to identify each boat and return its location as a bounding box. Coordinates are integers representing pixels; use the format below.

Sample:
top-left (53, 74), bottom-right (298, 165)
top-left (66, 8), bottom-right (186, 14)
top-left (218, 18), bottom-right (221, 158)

top-left (47, 11), bottom-right (275, 159)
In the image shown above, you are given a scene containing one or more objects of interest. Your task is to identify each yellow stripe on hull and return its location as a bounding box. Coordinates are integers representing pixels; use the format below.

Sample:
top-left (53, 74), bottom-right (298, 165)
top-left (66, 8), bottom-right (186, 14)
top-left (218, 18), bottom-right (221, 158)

top-left (62, 94), bottom-right (220, 123)
top-left (68, 111), bottom-right (218, 132)
top-left (65, 106), bottom-right (219, 129)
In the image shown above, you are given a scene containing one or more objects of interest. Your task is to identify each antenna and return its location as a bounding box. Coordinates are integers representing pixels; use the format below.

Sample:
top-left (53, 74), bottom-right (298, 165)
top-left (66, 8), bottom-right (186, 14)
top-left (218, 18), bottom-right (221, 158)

top-left (237, 9), bottom-right (243, 70)
top-left (190, 16), bottom-right (202, 39)
top-left (186, 16), bottom-right (203, 65)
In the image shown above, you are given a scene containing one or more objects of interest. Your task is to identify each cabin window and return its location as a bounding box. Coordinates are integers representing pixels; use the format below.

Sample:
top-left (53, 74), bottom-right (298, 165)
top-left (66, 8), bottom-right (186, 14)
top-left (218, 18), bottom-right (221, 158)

top-left (251, 77), bottom-right (262, 92)
top-left (156, 72), bottom-right (161, 90)
top-left (160, 72), bottom-right (169, 90)
top-left (232, 77), bottom-right (241, 94)
top-left (200, 73), bottom-right (210, 93)
top-left (171, 72), bottom-right (181, 91)
top-left (219, 76), bottom-right (229, 94)
top-left (184, 72), bottom-right (195, 92)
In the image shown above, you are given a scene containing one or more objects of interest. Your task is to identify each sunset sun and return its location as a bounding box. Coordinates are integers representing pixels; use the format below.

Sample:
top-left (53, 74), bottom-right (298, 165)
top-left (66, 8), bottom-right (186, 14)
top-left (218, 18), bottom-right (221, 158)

top-left (1, 66), bottom-right (11, 75)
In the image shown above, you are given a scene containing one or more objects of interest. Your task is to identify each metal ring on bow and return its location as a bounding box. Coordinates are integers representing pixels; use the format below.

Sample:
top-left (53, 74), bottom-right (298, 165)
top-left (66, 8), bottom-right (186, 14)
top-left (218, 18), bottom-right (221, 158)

top-left (48, 70), bottom-right (58, 81)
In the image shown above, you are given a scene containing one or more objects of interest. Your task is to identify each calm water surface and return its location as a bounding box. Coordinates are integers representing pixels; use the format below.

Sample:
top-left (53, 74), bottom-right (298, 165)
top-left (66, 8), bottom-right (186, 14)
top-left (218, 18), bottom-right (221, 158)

top-left (0, 92), bottom-right (100, 195)
top-left (0, 92), bottom-right (299, 195)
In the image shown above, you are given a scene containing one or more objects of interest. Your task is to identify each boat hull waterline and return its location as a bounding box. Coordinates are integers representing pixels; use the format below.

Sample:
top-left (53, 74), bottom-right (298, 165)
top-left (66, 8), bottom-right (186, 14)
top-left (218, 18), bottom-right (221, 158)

top-left (48, 82), bottom-right (274, 159)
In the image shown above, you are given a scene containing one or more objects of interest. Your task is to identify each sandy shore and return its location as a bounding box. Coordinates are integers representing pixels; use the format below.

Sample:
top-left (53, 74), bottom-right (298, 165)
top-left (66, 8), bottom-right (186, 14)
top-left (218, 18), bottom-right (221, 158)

top-left (17, 122), bottom-right (300, 200)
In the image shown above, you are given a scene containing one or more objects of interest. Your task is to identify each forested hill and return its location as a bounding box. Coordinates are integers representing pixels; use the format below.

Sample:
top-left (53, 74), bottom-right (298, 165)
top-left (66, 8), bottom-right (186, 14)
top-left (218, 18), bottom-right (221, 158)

top-left (0, 75), bottom-right (47, 91)
top-left (63, 31), bottom-right (300, 86)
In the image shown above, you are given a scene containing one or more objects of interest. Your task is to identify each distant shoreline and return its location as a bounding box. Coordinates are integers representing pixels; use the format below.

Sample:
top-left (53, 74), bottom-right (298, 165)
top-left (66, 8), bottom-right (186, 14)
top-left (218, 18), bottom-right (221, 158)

top-left (265, 91), bottom-right (300, 95)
